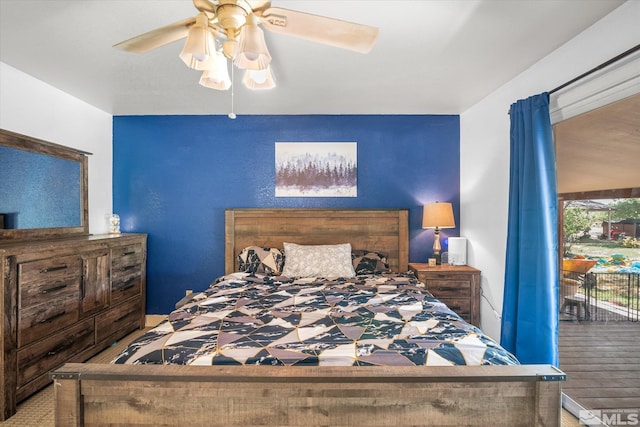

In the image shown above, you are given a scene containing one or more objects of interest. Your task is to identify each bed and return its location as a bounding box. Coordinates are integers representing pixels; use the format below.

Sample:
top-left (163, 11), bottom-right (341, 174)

top-left (51, 208), bottom-right (565, 426)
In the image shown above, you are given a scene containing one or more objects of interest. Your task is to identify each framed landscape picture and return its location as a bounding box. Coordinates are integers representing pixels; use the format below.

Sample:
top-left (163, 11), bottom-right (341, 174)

top-left (275, 142), bottom-right (357, 197)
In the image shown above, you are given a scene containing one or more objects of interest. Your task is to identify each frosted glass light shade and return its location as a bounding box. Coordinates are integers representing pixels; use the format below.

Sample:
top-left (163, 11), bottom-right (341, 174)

top-left (242, 66), bottom-right (275, 90)
top-left (234, 16), bottom-right (271, 71)
top-left (199, 52), bottom-right (231, 90)
top-left (180, 13), bottom-right (217, 70)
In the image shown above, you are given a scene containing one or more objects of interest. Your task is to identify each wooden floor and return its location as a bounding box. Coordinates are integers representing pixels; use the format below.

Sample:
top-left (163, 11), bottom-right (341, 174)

top-left (559, 320), bottom-right (640, 418)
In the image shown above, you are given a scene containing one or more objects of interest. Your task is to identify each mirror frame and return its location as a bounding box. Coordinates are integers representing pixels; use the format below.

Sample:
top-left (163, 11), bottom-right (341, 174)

top-left (0, 129), bottom-right (90, 241)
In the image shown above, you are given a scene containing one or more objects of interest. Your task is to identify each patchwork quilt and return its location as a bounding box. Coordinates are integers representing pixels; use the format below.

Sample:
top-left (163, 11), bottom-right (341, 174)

top-left (113, 272), bottom-right (519, 367)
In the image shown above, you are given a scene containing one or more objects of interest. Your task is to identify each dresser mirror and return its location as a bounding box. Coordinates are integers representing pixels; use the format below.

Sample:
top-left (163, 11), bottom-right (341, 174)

top-left (0, 129), bottom-right (89, 240)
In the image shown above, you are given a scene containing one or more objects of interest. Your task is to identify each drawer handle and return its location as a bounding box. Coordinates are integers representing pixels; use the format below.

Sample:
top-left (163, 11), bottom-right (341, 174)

top-left (47, 341), bottom-right (73, 357)
top-left (119, 283), bottom-right (136, 292)
top-left (115, 312), bottom-right (132, 323)
top-left (437, 286), bottom-right (459, 292)
top-left (39, 310), bottom-right (66, 324)
top-left (40, 283), bottom-right (68, 294)
top-left (40, 264), bottom-right (67, 273)
top-left (123, 251), bottom-right (136, 256)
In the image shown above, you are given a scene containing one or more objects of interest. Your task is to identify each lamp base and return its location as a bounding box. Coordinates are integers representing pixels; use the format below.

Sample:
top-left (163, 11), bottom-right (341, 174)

top-left (433, 228), bottom-right (442, 265)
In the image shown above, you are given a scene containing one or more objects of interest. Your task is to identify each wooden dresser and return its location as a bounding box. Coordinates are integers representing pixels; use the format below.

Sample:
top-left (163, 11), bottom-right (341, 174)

top-left (0, 233), bottom-right (146, 420)
top-left (408, 263), bottom-right (481, 326)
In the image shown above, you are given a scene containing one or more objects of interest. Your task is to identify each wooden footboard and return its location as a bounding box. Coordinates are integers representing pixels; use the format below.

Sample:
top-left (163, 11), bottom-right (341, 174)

top-left (51, 363), bottom-right (565, 426)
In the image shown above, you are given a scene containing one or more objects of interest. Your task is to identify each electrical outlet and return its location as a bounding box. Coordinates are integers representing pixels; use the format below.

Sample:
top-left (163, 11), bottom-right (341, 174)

top-left (185, 290), bottom-right (192, 296)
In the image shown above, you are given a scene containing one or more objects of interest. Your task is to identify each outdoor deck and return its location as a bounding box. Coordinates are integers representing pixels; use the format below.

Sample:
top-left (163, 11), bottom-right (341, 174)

top-left (560, 321), bottom-right (640, 419)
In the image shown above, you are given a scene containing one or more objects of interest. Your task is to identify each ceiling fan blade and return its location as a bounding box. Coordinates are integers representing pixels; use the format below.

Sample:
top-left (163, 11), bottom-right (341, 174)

top-left (193, 0), bottom-right (216, 14)
top-left (247, 1), bottom-right (272, 14)
top-left (113, 17), bottom-right (196, 53)
top-left (258, 7), bottom-right (379, 54)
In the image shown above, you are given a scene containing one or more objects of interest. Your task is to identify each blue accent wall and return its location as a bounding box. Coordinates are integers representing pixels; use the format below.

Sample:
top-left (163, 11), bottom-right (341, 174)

top-left (113, 115), bottom-right (460, 314)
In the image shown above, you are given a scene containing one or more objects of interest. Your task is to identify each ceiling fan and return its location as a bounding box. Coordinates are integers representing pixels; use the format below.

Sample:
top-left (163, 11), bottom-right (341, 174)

top-left (114, 0), bottom-right (379, 92)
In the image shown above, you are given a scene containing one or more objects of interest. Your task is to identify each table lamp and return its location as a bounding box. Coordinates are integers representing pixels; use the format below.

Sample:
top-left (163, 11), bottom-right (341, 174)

top-left (422, 202), bottom-right (455, 264)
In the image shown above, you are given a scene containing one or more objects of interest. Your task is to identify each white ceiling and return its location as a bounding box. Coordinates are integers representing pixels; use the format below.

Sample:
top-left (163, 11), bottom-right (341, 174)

top-left (555, 93), bottom-right (640, 195)
top-left (0, 0), bottom-right (626, 116)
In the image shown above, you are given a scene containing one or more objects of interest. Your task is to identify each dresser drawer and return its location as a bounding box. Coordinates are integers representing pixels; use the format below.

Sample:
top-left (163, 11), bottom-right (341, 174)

top-left (18, 294), bottom-right (80, 348)
top-left (96, 298), bottom-right (142, 345)
top-left (17, 318), bottom-right (94, 388)
top-left (424, 279), bottom-right (471, 298)
top-left (111, 244), bottom-right (143, 305)
top-left (112, 243), bottom-right (144, 274)
top-left (18, 256), bottom-right (82, 347)
top-left (439, 298), bottom-right (471, 321)
top-left (111, 275), bottom-right (141, 305)
top-left (419, 271), bottom-right (474, 282)
top-left (18, 255), bottom-right (82, 286)
top-left (18, 255), bottom-right (82, 307)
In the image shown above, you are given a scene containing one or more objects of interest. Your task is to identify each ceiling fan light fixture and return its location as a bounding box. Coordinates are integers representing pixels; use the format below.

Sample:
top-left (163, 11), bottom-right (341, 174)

top-left (115, 1), bottom-right (380, 96)
top-left (179, 12), bottom-right (216, 70)
top-left (198, 52), bottom-right (231, 90)
top-left (222, 39), bottom-right (237, 59)
top-left (242, 66), bottom-right (275, 90)
top-left (215, 3), bottom-right (249, 32)
top-left (234, 15), bottom-right (271, 71)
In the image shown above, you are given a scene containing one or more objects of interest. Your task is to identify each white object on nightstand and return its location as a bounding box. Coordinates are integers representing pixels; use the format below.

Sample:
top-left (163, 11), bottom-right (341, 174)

top-left (448, 237), bottom-right (467, 265)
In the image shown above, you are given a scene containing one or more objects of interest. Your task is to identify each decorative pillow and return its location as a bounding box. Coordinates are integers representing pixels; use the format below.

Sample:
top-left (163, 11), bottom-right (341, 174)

top-left (281, 242), bottom-right (356, 278)
top-left (352, 250), bottom-right (390, 275)
top-left (237, 246), bottom-right (284, 275)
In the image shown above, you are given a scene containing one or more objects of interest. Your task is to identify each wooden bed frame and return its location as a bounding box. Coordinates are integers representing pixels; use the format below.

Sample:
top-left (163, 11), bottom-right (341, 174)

top-left (51, 208), bottom-right (565, 426)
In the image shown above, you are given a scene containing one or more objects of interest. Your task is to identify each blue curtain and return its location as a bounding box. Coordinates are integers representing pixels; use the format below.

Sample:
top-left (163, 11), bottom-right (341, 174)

top-left (501, 93), bottom-right (559, 366)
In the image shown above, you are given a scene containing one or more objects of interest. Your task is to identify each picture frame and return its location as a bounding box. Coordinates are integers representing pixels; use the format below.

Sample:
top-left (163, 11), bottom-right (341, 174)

top-left (275, 142), bottom-right (357, 197)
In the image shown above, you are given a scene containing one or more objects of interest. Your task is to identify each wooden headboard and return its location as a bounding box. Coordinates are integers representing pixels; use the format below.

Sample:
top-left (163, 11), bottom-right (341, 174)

top-left (225, 209), bottom-right (409, 274)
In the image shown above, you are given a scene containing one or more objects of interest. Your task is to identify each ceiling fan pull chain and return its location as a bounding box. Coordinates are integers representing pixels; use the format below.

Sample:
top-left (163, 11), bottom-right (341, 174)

top-left (228, 64), bottom-right (236, 119)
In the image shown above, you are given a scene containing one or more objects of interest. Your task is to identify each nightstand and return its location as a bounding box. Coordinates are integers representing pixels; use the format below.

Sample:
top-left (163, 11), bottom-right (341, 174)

top-left (409, 263), bottom-right (481, 326)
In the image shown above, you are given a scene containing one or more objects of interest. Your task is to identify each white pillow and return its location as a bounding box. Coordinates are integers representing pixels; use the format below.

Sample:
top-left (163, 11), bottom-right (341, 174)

top-left (282, 242), bottom-right (356, 278)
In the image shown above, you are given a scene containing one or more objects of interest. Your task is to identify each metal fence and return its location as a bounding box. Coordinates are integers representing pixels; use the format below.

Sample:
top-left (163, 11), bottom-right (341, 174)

top-left (560, 270), bottom-right (640, 321)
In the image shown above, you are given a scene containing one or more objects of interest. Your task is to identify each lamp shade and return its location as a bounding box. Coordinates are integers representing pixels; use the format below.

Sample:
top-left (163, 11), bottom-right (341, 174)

top-left (234, 14), bottom-right (271, 71)
top-left (242, 66), bottom-right (275, 90)
top-left (199, 52), bottom-right (231, 90)
top-left (422, 202), bottom-right (455, 229)
top-left (179, 13), bottom-right (217, 70)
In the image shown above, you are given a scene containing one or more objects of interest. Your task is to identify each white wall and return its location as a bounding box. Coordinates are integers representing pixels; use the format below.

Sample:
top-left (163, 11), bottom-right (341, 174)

top-left (0, 62), bottom-right (113, 234)
top-left (460, 0), bottom-right (639, 340)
